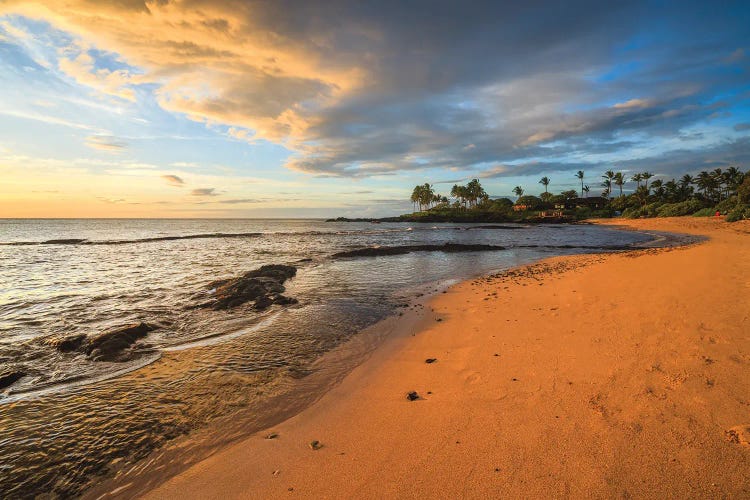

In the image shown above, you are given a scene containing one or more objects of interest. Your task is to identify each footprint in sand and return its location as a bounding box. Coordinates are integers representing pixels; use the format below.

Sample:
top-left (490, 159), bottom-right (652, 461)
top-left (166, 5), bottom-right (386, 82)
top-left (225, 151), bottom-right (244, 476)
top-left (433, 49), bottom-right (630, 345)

top-left (725, 425), bottom-right (750, 446)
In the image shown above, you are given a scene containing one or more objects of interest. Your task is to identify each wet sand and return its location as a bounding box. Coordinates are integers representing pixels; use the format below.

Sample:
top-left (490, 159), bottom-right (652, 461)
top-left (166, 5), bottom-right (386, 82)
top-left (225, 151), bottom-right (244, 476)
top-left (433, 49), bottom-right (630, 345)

top-left (145, 217), bottom-right (750, 498)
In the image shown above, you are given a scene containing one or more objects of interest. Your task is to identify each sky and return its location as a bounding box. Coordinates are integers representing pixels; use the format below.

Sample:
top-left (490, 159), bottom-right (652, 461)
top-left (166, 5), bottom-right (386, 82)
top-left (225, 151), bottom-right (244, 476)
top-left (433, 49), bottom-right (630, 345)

top-left (0, 0), bottom-right (748, 218)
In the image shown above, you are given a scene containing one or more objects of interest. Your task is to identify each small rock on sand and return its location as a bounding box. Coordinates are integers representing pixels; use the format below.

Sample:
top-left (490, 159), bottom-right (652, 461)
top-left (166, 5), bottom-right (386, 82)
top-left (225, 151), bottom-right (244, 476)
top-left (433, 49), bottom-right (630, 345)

top-left (406, 391), bottom-right (420, 401)
top-left (725, 425), bottom-right (750, 445)
top-left (425, 358), bottom-right (437, 364)
top-left (309, 440), bottom-right (322, 450)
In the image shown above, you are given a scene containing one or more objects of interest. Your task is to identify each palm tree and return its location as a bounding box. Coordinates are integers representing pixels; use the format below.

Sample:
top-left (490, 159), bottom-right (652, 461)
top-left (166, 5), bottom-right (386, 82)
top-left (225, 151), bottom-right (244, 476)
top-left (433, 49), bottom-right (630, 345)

top-left (641, 172), bottom-right (653, 191)
top-left (512, 186), bottom-right (524, 200)
top-left (723, 167), bottom-right (742, 198)
top-left (634, 185), bottom-right (649, 206)
top-left (539, 176), bottom-right (550, 194)
top-left (711, 168), bottom-right (724, 200)
top-left (631, 173), bottom-right (643, 189)
top-left (679, 174), bottom-right (694, 189)
top-left (450, 184), bottom-right (466, 209)
top-left (410, 185), bottom-right (422, 212)
top-left (613, 172), bottom-right (625, 197)
top-left (664, 179), bottom-right (678, 201)
top-left (420, 183), bottom-right (435, 210)
top-left (465, 179), bottom-right (486, 208)
top-left (695, 171), bottom-right (718, 201)
top-left (575, 170), bottom-right (585, 197)
top-left (651, 179), bottom-right (665, 199)
top-left (601, 178), bottom-right (612, 199)
top-left (582, 185), bottom-right (590, 197)
top-left (678, 174), bottom-right (694, 201)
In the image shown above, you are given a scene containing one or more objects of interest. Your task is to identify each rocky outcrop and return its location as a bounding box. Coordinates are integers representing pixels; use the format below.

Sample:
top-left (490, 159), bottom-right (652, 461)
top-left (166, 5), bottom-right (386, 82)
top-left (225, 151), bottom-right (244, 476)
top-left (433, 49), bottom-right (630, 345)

top-left (84, 322), bottom-right (155, 362)
top-left (198, 264), bottom-right (298, 310)
top-left (332, 243), bottom-right (506, 258)
top-left (39, 324), bottom-right (153, 362)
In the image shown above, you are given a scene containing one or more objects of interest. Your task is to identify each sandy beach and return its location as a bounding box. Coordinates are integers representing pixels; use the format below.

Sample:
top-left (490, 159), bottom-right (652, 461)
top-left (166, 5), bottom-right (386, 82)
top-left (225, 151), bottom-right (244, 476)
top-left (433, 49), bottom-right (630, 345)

top-left (145, 217), bottom-right (750, 499)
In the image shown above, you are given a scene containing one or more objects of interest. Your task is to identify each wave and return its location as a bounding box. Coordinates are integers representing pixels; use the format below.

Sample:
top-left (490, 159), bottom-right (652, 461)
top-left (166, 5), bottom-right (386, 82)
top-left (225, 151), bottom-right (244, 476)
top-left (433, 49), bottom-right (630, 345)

top-left (0, 226), bottom-right (451, 246)
top-left (1, 232), bottom-right (264, 246)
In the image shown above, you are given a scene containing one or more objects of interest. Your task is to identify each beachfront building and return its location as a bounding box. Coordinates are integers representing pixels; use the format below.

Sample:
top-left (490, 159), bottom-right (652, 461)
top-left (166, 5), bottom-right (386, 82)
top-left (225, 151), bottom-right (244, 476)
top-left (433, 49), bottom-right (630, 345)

top-left (554, 197), bottom-right (608, 210)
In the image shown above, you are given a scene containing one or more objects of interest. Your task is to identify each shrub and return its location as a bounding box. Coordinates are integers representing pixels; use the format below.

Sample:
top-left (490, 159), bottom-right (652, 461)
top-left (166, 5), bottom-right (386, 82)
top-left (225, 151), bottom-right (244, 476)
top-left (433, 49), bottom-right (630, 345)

top-left (714, 196), bottom-right (739, 214)
top-left (738, 175), bottom-right (750, 204)
top-left (590, 208), bottom-right (615, 218)
top-left (726, 204), bottom-right (750, 222)
top-left (609, 196), bottom-right (636, 212)
top-left (515, 195), bottom-right (543, 210)
top-left (574, 207), bottom-right (592, 220)
top-left (692, 208), bottom-right (715, 217)
top-left (655, 199), bottom-right (705, 217)
top-left (622, 206), bottom-right (642, 218)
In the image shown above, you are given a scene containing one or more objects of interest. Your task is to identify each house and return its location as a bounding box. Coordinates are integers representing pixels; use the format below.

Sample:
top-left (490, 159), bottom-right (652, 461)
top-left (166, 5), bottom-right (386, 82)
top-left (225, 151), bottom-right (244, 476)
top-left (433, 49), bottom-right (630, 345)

top-left (575, 196), bottom-right (608, 209)
top-left (557, 197), bottom-right (608, 210)
top-left (513, 204), bottom-right (529, 212)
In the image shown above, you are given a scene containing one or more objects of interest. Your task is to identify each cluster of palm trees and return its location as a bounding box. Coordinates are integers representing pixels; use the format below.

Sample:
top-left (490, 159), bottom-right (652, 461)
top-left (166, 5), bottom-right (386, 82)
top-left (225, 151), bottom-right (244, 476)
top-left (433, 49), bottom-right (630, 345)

top-left (601, 168), bottom-right (744, 203)
top-left (689, 167), bottom-right (745, 202)
top-left (410, 179), bottom-right (490, 212)
top-left (410, 183), bottom-right (448, 212)
top-left (509, 166), bottom-right (745, 205)
top-left (450, 179), bottom-right (488, 209)
top-left (600, 170), bottom-right (632, 198)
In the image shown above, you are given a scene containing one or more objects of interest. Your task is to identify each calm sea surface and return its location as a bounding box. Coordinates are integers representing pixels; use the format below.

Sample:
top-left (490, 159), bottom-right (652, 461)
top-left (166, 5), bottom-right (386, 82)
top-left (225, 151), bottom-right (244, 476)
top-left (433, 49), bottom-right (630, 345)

top-left (0, 219), bottom-right (655, 497)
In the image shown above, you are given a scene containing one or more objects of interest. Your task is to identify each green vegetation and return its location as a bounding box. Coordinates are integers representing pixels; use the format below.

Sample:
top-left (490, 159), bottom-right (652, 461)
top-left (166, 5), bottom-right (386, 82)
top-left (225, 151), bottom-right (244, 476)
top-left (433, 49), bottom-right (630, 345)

top-left (404, 167), bottom-right (749, 223)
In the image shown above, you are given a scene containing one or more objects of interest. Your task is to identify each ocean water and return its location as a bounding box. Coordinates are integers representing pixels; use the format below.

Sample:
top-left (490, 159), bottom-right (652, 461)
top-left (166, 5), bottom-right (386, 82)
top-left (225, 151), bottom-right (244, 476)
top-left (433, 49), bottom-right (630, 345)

top-left (0, 219), bottom-right (655, 497)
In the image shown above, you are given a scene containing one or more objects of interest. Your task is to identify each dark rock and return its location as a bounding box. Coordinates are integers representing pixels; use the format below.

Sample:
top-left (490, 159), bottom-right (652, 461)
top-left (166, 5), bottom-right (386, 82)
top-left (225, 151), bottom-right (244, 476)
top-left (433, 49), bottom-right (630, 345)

top-left (0, 370), bottom-right (25, 390)
top-left (332, 243), bottom-right (506, 259)
top-left (309, 440), bottom-right (322, 450)
top-left (201, 264), bottom-right (297, 310)
top-left (46, 334), bottom-right (86, 353)
top-left (85, 322), bottom-right (155, 362)
top-left (254, 295), bottom-right (273, 310)
top-left (425, 358), bottom-right (437, 364)
top-left (406, 391), bottom-right (420, 401)
top-left (272, 295), bottom-right (298, 305)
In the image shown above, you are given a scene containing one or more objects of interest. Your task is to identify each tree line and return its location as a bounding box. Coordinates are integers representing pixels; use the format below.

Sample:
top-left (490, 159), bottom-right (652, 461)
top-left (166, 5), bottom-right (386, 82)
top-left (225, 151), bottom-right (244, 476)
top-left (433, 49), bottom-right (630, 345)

top-left (409, 166), bottom-right (750, 221)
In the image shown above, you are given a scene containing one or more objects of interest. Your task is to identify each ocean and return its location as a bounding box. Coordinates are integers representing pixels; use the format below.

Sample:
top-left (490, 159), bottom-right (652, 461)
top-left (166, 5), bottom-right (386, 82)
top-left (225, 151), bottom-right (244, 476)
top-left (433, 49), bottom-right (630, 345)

top-left (0, 218), bottom-right (657, 497)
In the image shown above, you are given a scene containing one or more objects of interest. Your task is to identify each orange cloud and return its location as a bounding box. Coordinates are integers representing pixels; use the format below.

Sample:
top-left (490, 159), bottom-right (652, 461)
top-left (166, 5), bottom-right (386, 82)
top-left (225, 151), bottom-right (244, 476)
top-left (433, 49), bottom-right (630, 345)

top-left (161, 174), bottom-right (184, 186)
top-left (0, 0), bottom-right (366, 146)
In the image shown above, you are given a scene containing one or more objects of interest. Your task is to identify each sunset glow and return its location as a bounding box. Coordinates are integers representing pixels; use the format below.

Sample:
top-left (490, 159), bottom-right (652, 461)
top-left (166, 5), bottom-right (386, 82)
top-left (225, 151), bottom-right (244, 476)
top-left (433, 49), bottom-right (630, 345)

top-left (0, 1), bottom-right (748, 217)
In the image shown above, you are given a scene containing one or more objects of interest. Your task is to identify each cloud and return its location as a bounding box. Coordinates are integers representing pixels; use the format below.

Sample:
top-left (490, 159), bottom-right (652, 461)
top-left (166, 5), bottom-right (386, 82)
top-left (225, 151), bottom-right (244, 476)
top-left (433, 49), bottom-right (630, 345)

top-left (1, 1), bottom-right (748, 180)
top-left (191, 187), bottom-right (218, 196)
top-left (57, 41), bottom-right (140, 101)
top-left (161, 174), bottom-right (184, 186)
top-left (0, 109), bottom-right (97, 131)
top-left (85, 134), bottom-right (127, 152)
top-left (97, 196), bottom-right (126, 204)
top-left (734, 123), bottom-right (750, 132)
top-left (612, 98), bottom-right (653, 110)
top-left (217, 198), bottom-right (262, 204)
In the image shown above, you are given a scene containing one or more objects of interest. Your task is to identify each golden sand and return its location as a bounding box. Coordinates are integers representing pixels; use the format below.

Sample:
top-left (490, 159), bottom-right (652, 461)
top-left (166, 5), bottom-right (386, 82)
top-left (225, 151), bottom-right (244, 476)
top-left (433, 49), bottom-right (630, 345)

top-left (145, 217), bottom-right (750, 498)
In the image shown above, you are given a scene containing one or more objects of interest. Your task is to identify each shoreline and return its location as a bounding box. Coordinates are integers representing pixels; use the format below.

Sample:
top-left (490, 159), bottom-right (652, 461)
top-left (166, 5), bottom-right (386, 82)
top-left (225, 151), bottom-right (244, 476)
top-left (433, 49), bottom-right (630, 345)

top-left (138, 217), bottom-right (750, 498)
top-left (85, 226), bottom-right (668, 498)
